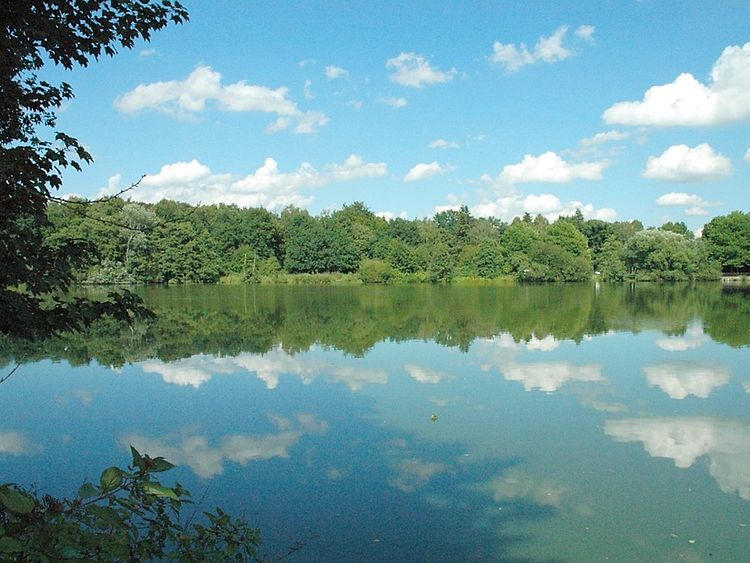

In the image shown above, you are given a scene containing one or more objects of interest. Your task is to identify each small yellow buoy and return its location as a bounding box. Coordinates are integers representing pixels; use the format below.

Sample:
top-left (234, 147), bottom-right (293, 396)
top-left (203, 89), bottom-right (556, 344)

top-left (431, 414), bottom-right (438, 422)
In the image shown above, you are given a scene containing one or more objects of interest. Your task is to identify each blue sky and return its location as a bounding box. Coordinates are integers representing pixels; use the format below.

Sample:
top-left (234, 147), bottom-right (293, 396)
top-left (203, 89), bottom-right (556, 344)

top-left (53, 0), bottom-right (750, 231)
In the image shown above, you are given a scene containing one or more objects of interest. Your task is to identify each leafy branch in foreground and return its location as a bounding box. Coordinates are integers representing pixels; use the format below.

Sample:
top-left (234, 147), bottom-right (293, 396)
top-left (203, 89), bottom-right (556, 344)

top-left (0, 447), bottom-right (261, 562)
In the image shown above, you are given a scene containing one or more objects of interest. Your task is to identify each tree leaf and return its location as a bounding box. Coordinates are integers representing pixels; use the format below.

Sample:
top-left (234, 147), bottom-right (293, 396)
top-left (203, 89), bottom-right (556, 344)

top-left (150, 457), bottom-right (175, 472)
top-left (0, 486), bottom-right (35, 514)
top-left (142, 482), bottom-right (179, 501)
top-left (99, 466), bottom-right (123, 491)
top-left (130, 445), bottom-right (145, 470)
top-left (77, 482), bottom-right (98, 499)
top-left (0, 536), bottom-right (24, 553)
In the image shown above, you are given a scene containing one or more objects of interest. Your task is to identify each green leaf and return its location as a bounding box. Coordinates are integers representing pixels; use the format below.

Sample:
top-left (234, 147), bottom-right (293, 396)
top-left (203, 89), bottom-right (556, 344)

top-left (130, 445), bottom-right (145, 470)
top-left (99, 466), bottom-right (124, 491)
top-left (142, 482), bottom-right (179, 501)
top-left (0, 537), bottom-right (23, 553)
top-left (77, 482), bottom-right (98, 499)
top-left (0, 486), bottom-right (35, 514)
top-left (150, 456), bottom-right (175, 472)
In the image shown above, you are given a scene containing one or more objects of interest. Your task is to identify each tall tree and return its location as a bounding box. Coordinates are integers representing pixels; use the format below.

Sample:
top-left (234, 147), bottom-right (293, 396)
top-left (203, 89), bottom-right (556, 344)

top-left (1, 0), bottom-right (188, 337)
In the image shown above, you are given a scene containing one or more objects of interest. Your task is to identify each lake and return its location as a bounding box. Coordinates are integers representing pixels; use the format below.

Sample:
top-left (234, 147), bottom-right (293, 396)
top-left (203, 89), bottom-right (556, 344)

top-left (2, 283), bottom-right (750, 561)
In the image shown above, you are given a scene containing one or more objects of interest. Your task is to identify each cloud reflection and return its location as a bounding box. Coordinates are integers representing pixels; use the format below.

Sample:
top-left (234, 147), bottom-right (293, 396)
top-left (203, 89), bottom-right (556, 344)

top-left (139, 347), bottom-right (387, 391)
top-left (122, 413), bottom-right (328, 479)
top-left (644, 363), bottom-right (729, 399)
top-left (605, 417), bottom-right (750, 500)
top-left (655, 323), bottom-right (708, 352)
top-left (404, 364), bottom-right (448, 384)
top-left (483, 468), bottom-right (568, 508)
top-left (0, 430), bottom-right (41, 456)
top-left (388, 458), bottom-right (448, 492)
top-left (503, 362), bottom-right (604, 393)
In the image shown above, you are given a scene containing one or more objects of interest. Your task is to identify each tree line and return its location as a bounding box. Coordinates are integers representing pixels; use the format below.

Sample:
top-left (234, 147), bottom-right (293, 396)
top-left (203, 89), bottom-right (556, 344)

top-left (46, 198), bottom-right (749, 284)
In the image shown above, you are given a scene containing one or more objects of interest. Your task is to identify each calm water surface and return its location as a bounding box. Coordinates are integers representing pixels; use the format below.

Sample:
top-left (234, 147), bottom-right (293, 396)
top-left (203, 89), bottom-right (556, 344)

top-left (2, 284), bottom-right (750, 561)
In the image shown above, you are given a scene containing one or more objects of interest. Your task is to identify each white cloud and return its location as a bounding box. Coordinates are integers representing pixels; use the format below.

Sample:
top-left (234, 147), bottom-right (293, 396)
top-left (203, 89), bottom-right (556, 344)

top-left (123, 413), bottom-right (327, 479)
top-left (325, 65), bottom-right (348, 79)
top-left (376, 210), bottom-right (408, 221)
top-left (429, 138), bottom-right (460, 149)
top-left (575, 25), bottom-right (596, 43)
top-left (387, 52), bottom-right (457, 88)
top-left (379, 96), bottom-right (408, 108)
top-left (654, 191), bottom-right (718, 217)
top-left (499, 151), bottom-right (608, 184)
top-left (346, 100), bottom-right (363, 109)
top-left (404, 161), bottom-right (455, 182)
top-left (0, 430), bottom-right (41, 456)
top-left (644, 363), bottom-right (730, 399)
top-left (503, 361), bottom-right (604, 393)
top-left (603, 41), bottom-right (750, 126)
top-left (643, 143), bottom-right (731, 182)
top-left (655, 192), bottom-right (709, 206)
top-left (491, 25), bottom-right (583, 72)
top-left (579, 130), bottom-right (630, 147)
top-left (114, 65), bottom-right (327, 133)
top-left (470, 176), bottom-right (616, 223)
top-left (745, 148), bottom-right (750, 161)
top-left (139, 48), bottom-right (156, 58)
top-left (303, 79), bottom-right (314, 99)
top-left (605, 417), bottom-right (750, 500)
top-left (102, 154), bottom-right (386, 212)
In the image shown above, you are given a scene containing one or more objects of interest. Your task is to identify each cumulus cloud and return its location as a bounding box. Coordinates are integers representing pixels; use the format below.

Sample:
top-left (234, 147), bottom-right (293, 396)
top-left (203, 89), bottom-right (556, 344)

top-left (579, 130), bottom-right (630, 147)
top-left (404, 161), bottom-right (455, 182)
top-left (643, 143), bottom-right (731, 182)
top-left (376, 210), bottom-right (408, 221)
top-left (114, 65), bottom-right (327, 133)
top-left (123, 413), bottom-right (328, 479)
top-left (603, 41), bottom-right (750, 126)
top-left (502, 361), bottom-right (604, 393)
top-left (655, 191), bottom-right (718, 216)
top-left (605, 417), bottom-right (750, 500)
top-left (471, 180), bottom-right (617, 223)
top-left (429, 138), bottom-right (460, 149)
top-left (303, 79), bottom-right (314, 99)
top-left (379, 96), bottom-right (408, 108)
top-left (387, 52), bottom-right (457, 88)
top-left (491, 25), bottom-right (592, 72)
top-left (575, 25), bottom-right (596, 43)
top-left (499, 151), bottom-right (608, 184)
top-left (101, 154), bottom-right (386, 212)
top-left (325, 65), bottom-right (348, 79)
top-left (644, 363), bottom-right (730, 399)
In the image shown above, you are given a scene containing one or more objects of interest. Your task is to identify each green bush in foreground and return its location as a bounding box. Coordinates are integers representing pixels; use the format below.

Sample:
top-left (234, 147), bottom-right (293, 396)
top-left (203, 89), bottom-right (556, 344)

top-left (0, 448), bottom-right (260, 562)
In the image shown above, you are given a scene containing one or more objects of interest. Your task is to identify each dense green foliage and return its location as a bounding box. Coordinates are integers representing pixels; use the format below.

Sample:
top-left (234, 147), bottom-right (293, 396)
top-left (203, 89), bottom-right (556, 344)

top-left (702, 211), bottom-right (750, 273)
top-left (0, 1), bottom-right (188, 337)
top-left (0, 447), bottom-right (260, 561)
top-left (40, 199), bottom-right (734, 286)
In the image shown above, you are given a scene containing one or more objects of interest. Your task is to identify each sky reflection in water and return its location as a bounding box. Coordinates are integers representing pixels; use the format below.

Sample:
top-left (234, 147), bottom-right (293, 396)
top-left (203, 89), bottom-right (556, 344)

top-left (1, 284), bottom-right (749, 561)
